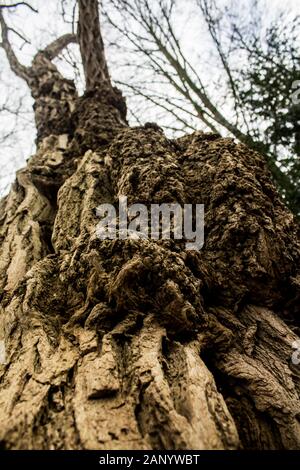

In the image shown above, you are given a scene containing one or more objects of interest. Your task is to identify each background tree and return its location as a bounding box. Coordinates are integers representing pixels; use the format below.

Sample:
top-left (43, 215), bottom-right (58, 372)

top-left (200, 0), bottom-right (300, 214)
top-left (104, 0), bottom-right (300, 215)
top-left (0, 0), bottom-right (299, 450)
top-left (231, 7), bottom-right (300, 213)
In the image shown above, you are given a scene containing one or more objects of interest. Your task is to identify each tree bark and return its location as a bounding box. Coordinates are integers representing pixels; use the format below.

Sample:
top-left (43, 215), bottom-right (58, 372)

top-left (0, 0), bottom-right (299, 450)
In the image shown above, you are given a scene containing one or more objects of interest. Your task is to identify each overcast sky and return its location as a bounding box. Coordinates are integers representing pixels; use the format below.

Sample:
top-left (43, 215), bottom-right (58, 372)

top-left (0, 0), bottom-right (299, 196)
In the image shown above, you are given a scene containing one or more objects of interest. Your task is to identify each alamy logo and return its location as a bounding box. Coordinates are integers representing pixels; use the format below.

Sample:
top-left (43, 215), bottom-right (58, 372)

top-left (0, 340), bottom-right (6, 365)
top-left (292, 340), bottom-right (300, 365)
top-left (292, 80), bottom-right (300, 105)
top-left (96, 196), bottom-right (205, 251)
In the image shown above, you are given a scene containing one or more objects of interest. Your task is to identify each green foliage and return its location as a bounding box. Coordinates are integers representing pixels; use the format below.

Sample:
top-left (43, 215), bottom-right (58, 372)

top-left (232, 13), bottom-right (300, 215)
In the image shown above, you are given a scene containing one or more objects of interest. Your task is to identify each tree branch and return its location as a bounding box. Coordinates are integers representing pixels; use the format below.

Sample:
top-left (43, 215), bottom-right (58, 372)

top-left (0, 8), bottom-right (30, 81)
top-left (41, 33), bottom-right (77, 61)
top-left (0, 2), bottom-right (38, 13)
top-left (6, 25), bottom-right (30, 45)
top-left (78, 0), bottom-right (111, 90)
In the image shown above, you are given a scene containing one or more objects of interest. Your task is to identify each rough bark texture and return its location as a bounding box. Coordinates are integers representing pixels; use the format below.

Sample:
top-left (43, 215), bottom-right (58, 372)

top-left (0, 0), bottom-right (300, 451)
top-left (0, 112), bottom-right (299, 449)
top-left (78, 0), bottom-right (111, 90)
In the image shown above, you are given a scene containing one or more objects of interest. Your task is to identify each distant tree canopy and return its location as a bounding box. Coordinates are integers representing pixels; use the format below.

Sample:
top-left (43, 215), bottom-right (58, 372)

top-left (231, 9), bottom-right (300, 214)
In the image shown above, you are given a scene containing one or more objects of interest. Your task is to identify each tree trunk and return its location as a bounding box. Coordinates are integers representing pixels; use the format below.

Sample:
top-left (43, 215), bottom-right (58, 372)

top-left (0, 0), bottom-right (299, 450)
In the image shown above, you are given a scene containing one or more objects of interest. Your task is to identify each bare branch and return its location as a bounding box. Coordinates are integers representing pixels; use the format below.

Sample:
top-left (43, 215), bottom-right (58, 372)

top-left (41, 33), bottom-right (77, 61)
top-left (198, 0), bottom-right (250, 131)
top-left (107, 0), bottom-right (254, 142)
top-left (78, 0), bottom-right (111, 90)
top-left (118, 80), bottom-right (197, 131)
top-left (7, 25), bottom-right (30, 45)
top-left (0, 2), bottom-right (38, 13)
top-left (0, 8), bottom-right (30, 81)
